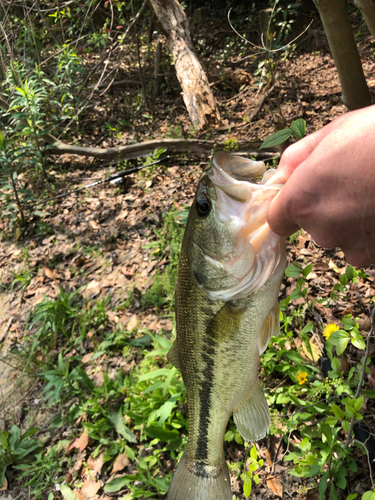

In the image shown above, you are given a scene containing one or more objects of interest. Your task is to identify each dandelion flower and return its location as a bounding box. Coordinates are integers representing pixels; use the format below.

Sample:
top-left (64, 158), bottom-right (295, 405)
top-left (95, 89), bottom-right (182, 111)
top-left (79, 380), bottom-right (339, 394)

top-left (296, 371), bottom-right (308, 385)
top-left (323, 323), bottom-right (339, 340)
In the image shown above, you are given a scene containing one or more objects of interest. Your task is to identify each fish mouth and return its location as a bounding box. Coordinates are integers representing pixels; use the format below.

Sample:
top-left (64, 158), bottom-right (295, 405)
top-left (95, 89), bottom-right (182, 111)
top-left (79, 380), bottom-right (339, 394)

top-left (203, 152), bottom-right (285, 300)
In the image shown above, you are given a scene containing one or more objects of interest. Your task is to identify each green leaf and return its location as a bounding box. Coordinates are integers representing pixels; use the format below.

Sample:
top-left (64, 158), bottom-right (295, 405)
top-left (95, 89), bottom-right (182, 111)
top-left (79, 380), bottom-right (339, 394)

top-left (144, 426), bottom-right (179, 441)
top-left (330, 482), bottom-right (338, 500)
top-left (157, 393), bottom-right (181, 425)
top-left (300, 323), bottom-right (313, 334)
top-left (340, 274), bottom-right (348, 286)
top-left (107, 411), bottom-right (136, 443)
top-left (243, 475), bottom-right (252, 497)
top-left (285, 262), bottom-right (302, 278)
top-left (319, 471), bottom-right (329, 500)
top-left (302, 263), bottom-right (313, 277)
top-left (321, 423), bottom-right (333, 447)
top-left (250, 446), bottom-right (257, 460)
top-left (290, 118), bottom-right (306, 139)
top-left (362, 492), bottom-right (375, 500)
top-left (259, 128), bottom-right (292, 149)
top-left (347, 494), bottom-right (358, 500)
top-left (60, 485), bottom-right (80, 500)
top-left (335, 465), bottom-right (347, 489)
top-left (138, 368), bottom-right (171, 382)
top-left (300, 438), bottom-right (311, 452)
top-left (104, 475), bottom-right (134, 493)
top-left (362, 390), bottom-right (375, 399)
top-left (331, 404), bottom-right (345, 419)
top-left (328, 330), bottom-right (350, 355)
top-left (345, 265), bottom-right (356, 280)
top-left (351, 332), bottom-right (366, 350)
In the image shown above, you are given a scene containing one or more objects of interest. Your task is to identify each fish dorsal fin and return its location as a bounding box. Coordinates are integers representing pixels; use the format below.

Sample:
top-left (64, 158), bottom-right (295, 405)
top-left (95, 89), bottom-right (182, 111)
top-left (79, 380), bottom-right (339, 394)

top-left (258, 303), bottom-right (280, 354)
top-left (233, 379), bottom-right (270, 441)
top-left (167, 341), bottom-right (181, 372)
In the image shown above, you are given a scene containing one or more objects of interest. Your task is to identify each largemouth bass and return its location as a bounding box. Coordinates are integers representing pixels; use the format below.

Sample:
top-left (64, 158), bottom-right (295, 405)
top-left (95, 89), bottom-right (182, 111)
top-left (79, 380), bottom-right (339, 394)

top-left (166, 152), bottom-right (286, 500)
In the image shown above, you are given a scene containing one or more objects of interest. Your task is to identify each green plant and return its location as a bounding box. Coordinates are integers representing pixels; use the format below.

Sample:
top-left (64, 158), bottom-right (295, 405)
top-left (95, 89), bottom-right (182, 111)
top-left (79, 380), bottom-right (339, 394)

top-left (241, 446), bottom-right (264, 498)
top-left (260, 118), bottom-right (306, 149)
top-left (0, 426), bottom-right (42, 487)
top-left (261, 260), bottom-right (373, 499)
top-left (15, 442), bottom-right (67, 498)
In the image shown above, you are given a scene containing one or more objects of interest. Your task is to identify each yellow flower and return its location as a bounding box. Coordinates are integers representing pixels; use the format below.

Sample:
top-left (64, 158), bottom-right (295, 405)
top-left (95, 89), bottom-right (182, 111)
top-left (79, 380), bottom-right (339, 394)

top-left (323, 323), bottom-right (339, 340)
top-left (296, 371), bottom-right (308, 385)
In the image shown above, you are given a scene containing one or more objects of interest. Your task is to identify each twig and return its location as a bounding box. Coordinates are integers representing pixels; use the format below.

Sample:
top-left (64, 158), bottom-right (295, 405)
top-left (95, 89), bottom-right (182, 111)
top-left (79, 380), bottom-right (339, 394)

top-left (228, 8), bottom-right (313, 54)
top-left (131, 0), bottom-right (149, 111)
top-left (29, 155), bottom-right (170, 209)
top-left (245, 84), bottom-right (275, 122)
top-left (352, 439), bottom-right (374, 486)
top-left (344, 305), bottom-right (375, 449)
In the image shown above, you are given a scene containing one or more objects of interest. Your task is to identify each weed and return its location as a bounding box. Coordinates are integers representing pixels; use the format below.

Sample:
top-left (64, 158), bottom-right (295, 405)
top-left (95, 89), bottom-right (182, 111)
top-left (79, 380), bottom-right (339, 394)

top-left (0, 426), bottom-right (42, 487)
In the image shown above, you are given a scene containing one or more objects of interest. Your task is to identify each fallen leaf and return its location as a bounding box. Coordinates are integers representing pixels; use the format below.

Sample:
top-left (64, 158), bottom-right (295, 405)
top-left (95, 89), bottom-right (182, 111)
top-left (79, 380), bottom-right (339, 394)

top-left (68, 432), bottom-right (89, 453)
top-left (81, 476), bottom-right (102, 499)
top-left (111, 452), bottom-right (130, 475)
top-left (84, 280), bottom-right (101, 300)
top-left (127, 314), bottom-right (139, 331)
top-left (328, 259), bottom-right (340, 274)
top-left (267, 476), bottom-right (283, 498)
top-left (0, 477), bottom-right (7, 490)
top-left (265, 448), bottom-right (273, 467)
top-left (93, 371), bottom-right (105, 387)
top-left (89, 220), bottom-right (100, 230)
top-left (44, 266), bottom-right (56, 281)
top-left (82, 352), bottom-right (93, 364)
top-left (302, 340), bottom-right (322, 362)
top-left (87, 452), bottom-right (105, 474)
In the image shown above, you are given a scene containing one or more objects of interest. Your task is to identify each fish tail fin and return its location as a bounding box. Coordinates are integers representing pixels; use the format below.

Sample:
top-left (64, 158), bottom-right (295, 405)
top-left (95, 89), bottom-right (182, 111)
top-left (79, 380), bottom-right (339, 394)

top-left (167, 450), bottom-right (232, 500)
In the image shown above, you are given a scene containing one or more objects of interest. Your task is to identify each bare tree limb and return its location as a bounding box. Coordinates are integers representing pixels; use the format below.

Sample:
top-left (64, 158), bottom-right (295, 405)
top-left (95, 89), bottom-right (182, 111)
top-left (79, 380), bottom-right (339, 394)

top-left (48, 138), bottom-right (276, 160)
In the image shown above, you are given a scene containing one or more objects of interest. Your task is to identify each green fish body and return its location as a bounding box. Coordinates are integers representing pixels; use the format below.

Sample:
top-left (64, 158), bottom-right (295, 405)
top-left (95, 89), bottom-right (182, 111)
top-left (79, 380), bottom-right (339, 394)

top-left (167, 153), bottom-right (286, 500)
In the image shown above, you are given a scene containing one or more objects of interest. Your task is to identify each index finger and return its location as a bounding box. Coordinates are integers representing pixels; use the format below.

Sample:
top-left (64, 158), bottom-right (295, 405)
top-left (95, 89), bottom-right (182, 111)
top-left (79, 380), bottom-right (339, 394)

top-left (267, 127), bottom-right (322, 185)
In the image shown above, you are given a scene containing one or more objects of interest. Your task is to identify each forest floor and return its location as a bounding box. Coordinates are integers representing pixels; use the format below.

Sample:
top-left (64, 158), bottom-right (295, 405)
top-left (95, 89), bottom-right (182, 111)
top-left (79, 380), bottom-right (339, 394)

top-left (1, 8), bottom-right (375, 500)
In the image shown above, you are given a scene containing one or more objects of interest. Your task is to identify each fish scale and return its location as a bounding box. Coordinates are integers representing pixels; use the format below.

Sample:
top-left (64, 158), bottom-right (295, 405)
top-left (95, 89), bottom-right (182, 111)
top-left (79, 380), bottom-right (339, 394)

top-left (166, 152), bottom-right (285, 500)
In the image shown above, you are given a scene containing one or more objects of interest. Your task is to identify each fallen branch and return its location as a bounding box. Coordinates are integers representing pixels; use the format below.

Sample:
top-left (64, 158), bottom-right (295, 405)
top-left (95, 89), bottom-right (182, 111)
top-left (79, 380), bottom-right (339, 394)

top-left (49, 138), bottom-right (276, 160)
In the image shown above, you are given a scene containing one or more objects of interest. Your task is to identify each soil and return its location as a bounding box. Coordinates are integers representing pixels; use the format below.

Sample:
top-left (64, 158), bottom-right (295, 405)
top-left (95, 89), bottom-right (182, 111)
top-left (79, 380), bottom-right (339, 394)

top-left (1, 6), bottom-right (375, 500)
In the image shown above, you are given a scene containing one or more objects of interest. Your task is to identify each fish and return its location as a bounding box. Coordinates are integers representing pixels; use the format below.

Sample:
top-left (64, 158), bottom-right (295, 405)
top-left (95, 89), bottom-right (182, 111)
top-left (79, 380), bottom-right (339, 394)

top-left (166, 152), bottom-right (286, 500)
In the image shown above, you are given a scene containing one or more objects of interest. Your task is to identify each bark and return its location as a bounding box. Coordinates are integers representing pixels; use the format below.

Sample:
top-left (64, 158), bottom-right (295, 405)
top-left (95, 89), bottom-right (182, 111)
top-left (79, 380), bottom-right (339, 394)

top-left (354, 0), bottom-right (375, 38)
top-left (314, 0), bottom-right (371, 110)
top-left (149, 0), bottom-right (220, 130)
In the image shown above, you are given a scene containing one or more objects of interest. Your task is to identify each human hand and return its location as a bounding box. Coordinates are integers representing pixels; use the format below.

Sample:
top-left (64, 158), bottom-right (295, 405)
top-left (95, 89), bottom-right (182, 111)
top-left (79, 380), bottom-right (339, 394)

top-left (267, 105), bottom-right (375, 267)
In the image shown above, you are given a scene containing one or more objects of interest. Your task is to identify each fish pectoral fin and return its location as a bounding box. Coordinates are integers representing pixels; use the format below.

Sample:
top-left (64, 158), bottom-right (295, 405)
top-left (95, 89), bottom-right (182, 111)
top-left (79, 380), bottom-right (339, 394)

top-left (258, 303), bottom-right (280, 355)
top-left (167, 341), bottom-right (181, 372)
top-left (233, 379), bottom-right (270, 442)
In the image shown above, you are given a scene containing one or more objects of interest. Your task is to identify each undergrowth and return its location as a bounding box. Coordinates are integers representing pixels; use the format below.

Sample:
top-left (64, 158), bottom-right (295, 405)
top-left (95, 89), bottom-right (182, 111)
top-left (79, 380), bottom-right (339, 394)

top-left (1, 203), bottom-right (374, 500)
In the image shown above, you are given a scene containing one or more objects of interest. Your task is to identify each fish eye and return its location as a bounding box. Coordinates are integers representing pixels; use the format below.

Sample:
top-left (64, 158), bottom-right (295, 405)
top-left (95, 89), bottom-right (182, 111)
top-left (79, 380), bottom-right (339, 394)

top-left (195, 197), bottom-right (211, 217)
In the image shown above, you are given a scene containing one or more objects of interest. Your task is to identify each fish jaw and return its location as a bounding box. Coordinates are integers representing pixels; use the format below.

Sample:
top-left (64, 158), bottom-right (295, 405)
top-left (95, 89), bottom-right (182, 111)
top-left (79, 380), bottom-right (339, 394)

top-left (204, 153), bottom-right (285, 300)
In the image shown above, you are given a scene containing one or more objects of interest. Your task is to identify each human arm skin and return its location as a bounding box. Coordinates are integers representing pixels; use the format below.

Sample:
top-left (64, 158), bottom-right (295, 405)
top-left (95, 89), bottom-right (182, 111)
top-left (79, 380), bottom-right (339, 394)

top-left (267, 105), bottom-right (375, 267)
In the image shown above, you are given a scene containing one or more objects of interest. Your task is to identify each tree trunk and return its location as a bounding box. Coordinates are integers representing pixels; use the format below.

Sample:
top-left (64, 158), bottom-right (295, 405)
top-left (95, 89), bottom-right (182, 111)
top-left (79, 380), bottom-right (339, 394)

top-left (354, 0), bottom-right (375, 38)
top-left (314, 0), bottom-right (371, 110)
top-left (149, 0), bottom-right (220, 130)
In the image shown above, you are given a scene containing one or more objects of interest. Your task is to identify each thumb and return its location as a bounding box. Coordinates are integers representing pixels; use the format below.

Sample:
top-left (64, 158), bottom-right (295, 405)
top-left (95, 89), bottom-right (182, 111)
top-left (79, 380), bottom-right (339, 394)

top-left (267, 182), bottom-right (300, 237)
